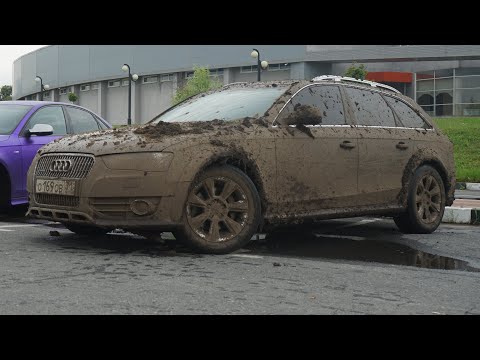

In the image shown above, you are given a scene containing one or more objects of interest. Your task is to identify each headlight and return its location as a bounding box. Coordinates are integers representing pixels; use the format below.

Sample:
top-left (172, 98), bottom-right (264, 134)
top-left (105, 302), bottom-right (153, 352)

top-left (101, 152), bottom-right (173, 172)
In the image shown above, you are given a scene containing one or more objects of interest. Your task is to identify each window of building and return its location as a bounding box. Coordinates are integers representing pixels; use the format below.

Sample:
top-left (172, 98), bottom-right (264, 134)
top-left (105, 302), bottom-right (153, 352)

top-left (122, 79), bottom-right (129, 86)
top-left (108, 80), bottom-right (121, 88)
top-left (276, 85), bottom-right (346, 126)
top-left (240, 65), bottom-right (258, 73)
top-left (43, 91), bottom-right (51, 98)
top-left (80, 84), bottom-right (90, 92)
top-left (345, 87), bottom-right (395, 127)
top-left (384, 96), bottom-right (431, 129)
top-left (59, 88), bottom-right (67, 95)
top-left (268, 63), bottom-right (290, 71)
top-left (143, 76), bottom-right (158, 84)
top-left (65, 106), bottom-right (101, 134)
top-left (209, 68), bottom-right (224, 77)
top-left (91, 83), bottom-right (99, 90)
top-left (161, 74), bottom-right (174, 82)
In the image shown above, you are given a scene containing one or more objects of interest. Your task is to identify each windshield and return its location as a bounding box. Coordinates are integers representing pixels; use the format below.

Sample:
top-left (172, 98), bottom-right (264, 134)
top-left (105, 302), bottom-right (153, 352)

top-left (0, 105), bottom-right (33, 135)
top-left (152, 86), bottom-right (287, 123)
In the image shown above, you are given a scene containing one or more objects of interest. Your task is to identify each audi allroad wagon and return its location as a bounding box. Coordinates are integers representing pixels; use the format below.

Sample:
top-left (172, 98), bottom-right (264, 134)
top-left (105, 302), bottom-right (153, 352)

top-left (26, 77), bottom-right (455, 254)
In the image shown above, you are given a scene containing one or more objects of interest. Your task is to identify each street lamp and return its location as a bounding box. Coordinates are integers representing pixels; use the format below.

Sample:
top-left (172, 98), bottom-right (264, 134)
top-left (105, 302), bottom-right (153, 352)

top-left (121, 64), bottom-right (139, 125)
top-left (250, 48), bottom-right (269, 81)
top-left (35, 76), bottom-right (50, 101)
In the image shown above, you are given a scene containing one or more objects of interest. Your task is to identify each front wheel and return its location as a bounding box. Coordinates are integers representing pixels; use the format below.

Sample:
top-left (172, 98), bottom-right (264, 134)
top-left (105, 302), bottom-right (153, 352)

top-left (394, 165), bottom-right (446, 234)
top-left (176, 165), bottom-right (262, 254)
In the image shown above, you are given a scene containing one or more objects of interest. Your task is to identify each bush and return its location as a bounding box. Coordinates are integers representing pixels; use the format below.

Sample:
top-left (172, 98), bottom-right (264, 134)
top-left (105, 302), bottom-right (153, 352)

top-left (344, 63), bottom-right (368, 80)
top-left (68, 92), bottom-right (78, 103)
top-left (173, 66), bottom-right (222, 105)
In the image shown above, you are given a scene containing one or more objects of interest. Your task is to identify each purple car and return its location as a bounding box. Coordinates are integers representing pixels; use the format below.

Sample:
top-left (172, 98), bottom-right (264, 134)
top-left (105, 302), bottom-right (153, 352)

top-left (0, 101), bottom-right (111, 210)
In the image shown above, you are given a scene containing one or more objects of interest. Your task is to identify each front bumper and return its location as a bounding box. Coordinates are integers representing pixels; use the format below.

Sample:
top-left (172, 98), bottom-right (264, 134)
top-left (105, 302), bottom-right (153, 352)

top-left (27, 153), bottom-right (190, 230)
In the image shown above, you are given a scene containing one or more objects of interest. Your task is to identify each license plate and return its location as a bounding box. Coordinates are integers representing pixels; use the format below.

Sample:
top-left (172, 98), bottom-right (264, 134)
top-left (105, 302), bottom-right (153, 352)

top-left (35, 179), bottom-right (76, 196)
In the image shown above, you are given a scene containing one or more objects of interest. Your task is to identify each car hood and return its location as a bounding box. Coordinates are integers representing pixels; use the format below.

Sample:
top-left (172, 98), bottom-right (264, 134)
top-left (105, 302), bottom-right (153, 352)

top-left (37, 119), bottom-right (263, 157)
top-left (0, 135), bottom-right (10, 143)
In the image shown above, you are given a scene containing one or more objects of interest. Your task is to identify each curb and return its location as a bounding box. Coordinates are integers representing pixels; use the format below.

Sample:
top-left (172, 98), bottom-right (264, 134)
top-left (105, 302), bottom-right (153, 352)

top-left (455, 182), bottom-right (480, 191)
top-left (442, 207), bottom-right (480, 225)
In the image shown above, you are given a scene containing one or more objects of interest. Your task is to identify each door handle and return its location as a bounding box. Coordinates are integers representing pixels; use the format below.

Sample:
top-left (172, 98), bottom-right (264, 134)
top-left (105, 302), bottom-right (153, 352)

top-left (396, 142), bottom-right (408, 150)
top-left (340, 141), bottom-right (356, 149)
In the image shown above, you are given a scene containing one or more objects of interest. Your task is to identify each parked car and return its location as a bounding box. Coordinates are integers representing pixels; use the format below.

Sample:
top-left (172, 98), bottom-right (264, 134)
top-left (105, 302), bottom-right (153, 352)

top-left (26, 77), bottom-right (455, 254)
top-left (0, 101), bottom-right (111, 210)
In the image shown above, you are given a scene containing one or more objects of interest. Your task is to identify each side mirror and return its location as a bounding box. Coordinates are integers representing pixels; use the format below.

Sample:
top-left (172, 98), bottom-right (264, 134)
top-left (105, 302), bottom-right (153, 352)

top-left (26, 124), bottom-right (54, 137)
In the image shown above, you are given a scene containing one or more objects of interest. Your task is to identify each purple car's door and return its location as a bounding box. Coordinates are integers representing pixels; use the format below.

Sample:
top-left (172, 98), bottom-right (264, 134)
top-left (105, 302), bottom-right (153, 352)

top-left (18, 105), bottom-right (67, 194)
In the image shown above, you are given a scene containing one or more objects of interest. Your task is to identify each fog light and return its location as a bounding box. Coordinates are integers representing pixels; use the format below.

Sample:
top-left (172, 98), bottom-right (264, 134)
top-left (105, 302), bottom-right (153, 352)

top-left (130, 199), bottom-right (154, 216)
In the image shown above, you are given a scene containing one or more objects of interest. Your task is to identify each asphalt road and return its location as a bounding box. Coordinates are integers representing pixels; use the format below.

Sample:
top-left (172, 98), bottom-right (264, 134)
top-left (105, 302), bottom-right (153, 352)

top-left (0, 208), bottom-right (479, 314)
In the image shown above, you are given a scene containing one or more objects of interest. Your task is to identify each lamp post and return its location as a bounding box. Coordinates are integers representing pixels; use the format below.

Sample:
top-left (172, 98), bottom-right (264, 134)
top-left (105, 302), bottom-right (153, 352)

top-left (250, 48), bottom-right (269, 81)
top-left (121, 64), bottom-right (139, 126)
top-left (35, 76), bottom-right (50, 101)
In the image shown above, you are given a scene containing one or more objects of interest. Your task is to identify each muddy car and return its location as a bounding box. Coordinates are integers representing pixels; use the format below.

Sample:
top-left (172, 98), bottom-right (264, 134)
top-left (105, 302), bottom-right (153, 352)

top-left (26, 77), bottom-right (455, 254)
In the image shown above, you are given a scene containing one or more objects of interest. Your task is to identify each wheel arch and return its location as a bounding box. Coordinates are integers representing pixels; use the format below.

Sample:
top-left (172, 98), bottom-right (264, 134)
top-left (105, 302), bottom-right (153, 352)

top-left (399, 151), bottom-right (454, 207)
top-left (0, 162), bottom-right (12, 208)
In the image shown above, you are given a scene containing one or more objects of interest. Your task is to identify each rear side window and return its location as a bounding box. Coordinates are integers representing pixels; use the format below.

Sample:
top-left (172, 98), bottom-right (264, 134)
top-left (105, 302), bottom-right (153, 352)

top-left (345, 87), bottom-right (395, 127)
top-left (276, 85), bottom-right (346, 126)
top-left (384, 97), bottom-right (431, 129)
top-left (66, 107), bottom-right (101, 134)
top-left (26, 106), bottom-right (67, 135)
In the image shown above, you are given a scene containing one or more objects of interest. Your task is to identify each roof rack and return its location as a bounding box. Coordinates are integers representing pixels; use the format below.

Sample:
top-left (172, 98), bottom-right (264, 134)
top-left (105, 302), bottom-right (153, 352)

top-left (312, 75), bottom-right (401, 94)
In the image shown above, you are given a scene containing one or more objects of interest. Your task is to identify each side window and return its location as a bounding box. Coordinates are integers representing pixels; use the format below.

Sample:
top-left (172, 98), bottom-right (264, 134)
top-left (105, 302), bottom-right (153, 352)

top-left (26, 106), bottom-right (67, 135)
top-left (66, 107), bottom-right (101, 134)
top-left (345, 87), bottom-right (396, 127)
top-left (384, 97), bottom-right (431, 129)
top-left (277, 85), bottom-right (346, 126)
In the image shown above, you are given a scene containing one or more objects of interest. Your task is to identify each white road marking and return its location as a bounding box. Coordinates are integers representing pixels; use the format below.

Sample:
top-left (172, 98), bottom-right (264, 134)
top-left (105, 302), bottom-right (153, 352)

top-left (0, 224), bottom-right (42, 228)
top-left (230, 254), bottom-right (264, 259)
top-left (314, 233), bottom-right (367, 241)
top-left (0, 229), bottom-right (14, 232)
top-left (336, 218), bottom-right (381, 229)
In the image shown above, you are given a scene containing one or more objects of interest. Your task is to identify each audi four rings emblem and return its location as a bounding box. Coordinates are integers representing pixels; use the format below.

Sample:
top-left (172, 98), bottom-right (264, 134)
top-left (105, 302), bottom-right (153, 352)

top-left (49, 159), bottom-right (74, 172)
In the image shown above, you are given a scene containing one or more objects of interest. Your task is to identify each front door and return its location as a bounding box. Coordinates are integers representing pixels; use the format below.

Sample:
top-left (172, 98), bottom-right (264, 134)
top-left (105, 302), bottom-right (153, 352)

top-left (18, 105), bottom-right (67, 194)
top-left (274, 84), bottom-right (358, 216)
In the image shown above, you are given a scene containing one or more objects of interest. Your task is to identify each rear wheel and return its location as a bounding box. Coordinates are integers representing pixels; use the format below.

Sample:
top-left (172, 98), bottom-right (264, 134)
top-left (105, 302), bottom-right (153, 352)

top-left (65, 224), bottom-right (110, 236)
top-left (176, 165), bottom-right (261, 254)
top-left (394, 165), bottom-right (445, 234)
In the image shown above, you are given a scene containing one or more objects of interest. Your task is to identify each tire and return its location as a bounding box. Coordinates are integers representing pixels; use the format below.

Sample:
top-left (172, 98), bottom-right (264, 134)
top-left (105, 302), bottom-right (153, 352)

top-left (0, 171), bottom-right (10, 212)
top-left (65, 223), bottom-right (110, 236)
top-left (394, 165), bottom-right (446, 234)
top-left (176, 165), bottom-right (262, 254)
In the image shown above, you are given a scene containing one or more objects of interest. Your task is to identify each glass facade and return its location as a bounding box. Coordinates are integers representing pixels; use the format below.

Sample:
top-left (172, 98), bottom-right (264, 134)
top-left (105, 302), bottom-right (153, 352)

top-left (416, 68), bottom-right (480, 116)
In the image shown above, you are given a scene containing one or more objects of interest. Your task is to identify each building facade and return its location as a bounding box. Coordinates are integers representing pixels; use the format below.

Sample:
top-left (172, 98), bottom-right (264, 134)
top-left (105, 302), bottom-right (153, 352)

top-left (13, 45), bottom-right (480, 124)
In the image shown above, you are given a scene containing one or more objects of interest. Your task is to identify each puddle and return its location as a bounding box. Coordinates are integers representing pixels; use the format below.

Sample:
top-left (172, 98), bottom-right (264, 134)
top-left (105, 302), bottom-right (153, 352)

top-left (246, 231), bottom-right (479, 272)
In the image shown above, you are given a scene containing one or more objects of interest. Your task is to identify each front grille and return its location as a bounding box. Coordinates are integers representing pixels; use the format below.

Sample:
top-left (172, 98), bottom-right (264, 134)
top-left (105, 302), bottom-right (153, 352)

top-left (35, 153), bottom-right (95, 179)
top-left (35, 194), bottom-right (80, 207)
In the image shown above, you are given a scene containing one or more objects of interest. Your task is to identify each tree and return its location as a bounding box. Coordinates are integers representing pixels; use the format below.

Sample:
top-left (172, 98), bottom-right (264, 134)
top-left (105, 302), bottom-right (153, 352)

top-left (344, 63), bottom-right (368, 80)
top-left (0, 85), bottom-right (12, 101)
top-left (68, 92), bottom-right (78, 104)
top-left (173, 66), bottom-right (222, 105)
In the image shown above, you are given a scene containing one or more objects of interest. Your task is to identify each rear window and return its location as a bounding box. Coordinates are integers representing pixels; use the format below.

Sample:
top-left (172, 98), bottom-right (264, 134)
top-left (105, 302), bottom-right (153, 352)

top-left (0, 105), bottom-right (33, 135)
top-left (152, 86), bottom-right (287, 123)
top-left (345, 87), bottom-right (396, 127)
top-left (384, 96), bottom-right (431, 129)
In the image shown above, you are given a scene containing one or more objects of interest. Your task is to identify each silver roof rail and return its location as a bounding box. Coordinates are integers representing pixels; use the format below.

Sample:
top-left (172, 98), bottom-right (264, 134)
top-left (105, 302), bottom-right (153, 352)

top-left (312, 75), bottom-right (401, 94)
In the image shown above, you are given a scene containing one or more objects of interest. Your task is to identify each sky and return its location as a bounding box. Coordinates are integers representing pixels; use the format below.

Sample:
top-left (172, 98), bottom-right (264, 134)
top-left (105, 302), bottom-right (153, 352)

top-left (0, 45), bottom-right (47, 86)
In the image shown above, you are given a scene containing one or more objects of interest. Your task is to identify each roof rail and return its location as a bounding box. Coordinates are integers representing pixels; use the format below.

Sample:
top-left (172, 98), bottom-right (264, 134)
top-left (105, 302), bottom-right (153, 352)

top-left (312, 75), bottom-right (401, 94)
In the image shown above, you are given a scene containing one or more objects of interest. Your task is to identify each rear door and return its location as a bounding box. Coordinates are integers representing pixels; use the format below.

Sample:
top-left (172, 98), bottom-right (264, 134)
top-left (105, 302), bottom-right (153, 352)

top-left (274, 84), bottom-right (359, 214)
top-left (344, 86), bottom-right (413, 206)
top-left (18, 105), bottom-right (67, 193)
top-left (64, 105), bottom-right (105, 134)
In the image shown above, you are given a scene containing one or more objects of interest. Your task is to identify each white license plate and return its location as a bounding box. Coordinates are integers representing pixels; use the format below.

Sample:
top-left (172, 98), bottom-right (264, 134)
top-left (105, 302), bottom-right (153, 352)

top-left (35, 179), bottom-right (76, 196)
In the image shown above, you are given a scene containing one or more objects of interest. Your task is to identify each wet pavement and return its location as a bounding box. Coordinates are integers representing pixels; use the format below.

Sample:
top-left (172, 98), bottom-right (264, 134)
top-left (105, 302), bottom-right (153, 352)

top-left (1, 211), bottom-right (479, 314)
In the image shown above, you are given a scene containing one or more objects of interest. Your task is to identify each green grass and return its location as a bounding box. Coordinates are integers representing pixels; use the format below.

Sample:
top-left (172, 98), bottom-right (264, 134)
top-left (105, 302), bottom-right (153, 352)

top-left (433, 117), bottom-right (480, 182)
